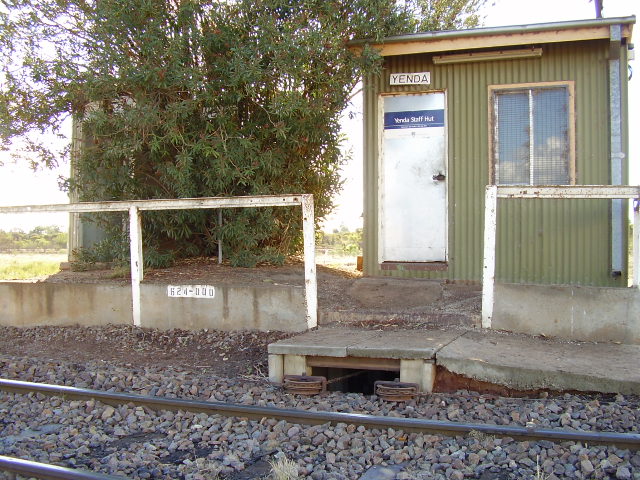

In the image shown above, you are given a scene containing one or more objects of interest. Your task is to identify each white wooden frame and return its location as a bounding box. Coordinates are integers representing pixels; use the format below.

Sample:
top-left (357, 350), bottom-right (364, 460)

top-left (0, 195), bottom-right (318, 329)
top-left (482, 185), bottom-right (640, 329)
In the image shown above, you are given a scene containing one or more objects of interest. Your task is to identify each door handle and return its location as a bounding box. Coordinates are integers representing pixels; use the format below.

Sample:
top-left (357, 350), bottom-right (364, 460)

top-left (432, 173), bottom-right (446, 181)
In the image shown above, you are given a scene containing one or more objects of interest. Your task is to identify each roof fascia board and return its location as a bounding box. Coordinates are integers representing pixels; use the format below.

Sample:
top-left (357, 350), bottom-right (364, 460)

top-left (350, 16), bottom-right (634, 57)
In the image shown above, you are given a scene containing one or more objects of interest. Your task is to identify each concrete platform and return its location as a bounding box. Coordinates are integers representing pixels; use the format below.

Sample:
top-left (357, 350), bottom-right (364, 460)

top-left (268, 328), bottom-right (460, 392)
top-left (268, 327), bottom-right (640, 395)
top-left (437, 330), bottom-right (640, 395)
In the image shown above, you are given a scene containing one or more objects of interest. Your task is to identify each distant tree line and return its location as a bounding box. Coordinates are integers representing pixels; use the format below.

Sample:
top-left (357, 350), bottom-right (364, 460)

top-left (317, 227), bottom-right (362, 256)
top-left (0, 226), bottom-right (67, 251)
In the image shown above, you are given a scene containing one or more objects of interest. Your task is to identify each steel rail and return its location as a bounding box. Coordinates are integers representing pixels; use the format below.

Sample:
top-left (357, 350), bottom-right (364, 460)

top-left (1, 378), bottom-right (639, 450)
top-left (0, 455), bottom-right (125, 480)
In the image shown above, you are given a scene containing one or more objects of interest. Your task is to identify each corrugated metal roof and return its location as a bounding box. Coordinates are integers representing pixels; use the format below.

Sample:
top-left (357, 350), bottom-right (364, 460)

top-left (350, 16), bottom-right (635, 54)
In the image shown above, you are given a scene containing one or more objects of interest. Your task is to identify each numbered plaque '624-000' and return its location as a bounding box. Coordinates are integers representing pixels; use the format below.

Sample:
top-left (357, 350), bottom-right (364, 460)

top-left (167, 285), bottom-right (216, 299)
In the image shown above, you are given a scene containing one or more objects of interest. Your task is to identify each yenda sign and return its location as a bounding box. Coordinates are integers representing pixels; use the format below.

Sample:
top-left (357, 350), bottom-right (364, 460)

top-left (384, 109), bottom-right (445, 129)
top-left (390, 72), bottom-right (431, 86)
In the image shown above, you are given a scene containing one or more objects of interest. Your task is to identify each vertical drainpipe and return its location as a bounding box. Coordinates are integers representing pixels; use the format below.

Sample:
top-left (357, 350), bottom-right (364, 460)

top-left (609, 24), bottom-right (625, 277)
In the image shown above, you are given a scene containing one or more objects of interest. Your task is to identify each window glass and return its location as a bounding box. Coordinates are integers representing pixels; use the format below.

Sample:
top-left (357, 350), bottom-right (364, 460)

top-left (493, 86), bottom-right (571, 185)
top-left (532, 88), bottom-right (570, 184)
top-left (496, 92), bottom-right (529, 184)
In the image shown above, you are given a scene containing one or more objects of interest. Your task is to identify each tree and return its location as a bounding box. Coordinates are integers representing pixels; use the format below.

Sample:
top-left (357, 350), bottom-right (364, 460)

top-left (0, 0), bottom-right (484, 266)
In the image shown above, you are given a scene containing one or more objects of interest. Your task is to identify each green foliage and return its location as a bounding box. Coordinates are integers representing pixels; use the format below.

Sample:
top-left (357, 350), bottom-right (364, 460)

top-left (1, 0), bottom-right (485, 265)
top-left (0, 226), bottom-right (67, 251)
top-left (406, 0), bottom-right (487, 31)
top-left (317, 227), bottom-right (362, 256)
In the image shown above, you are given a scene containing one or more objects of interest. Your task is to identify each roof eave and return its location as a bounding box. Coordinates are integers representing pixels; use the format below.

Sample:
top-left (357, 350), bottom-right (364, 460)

top-left (350, 16), bottom-right (635, 57)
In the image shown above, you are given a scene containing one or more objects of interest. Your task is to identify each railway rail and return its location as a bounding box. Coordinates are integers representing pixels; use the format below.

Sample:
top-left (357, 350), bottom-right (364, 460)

top-left (2, 378), bottom-right (639, 451)
top-left (0, 455), bottom-right (126, 480)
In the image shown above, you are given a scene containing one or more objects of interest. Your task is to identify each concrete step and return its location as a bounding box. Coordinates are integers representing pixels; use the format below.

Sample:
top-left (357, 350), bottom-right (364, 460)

top-left (268, 327), bottom-right (640, 395)
top-left (318, 309), bottom-right (478, 327)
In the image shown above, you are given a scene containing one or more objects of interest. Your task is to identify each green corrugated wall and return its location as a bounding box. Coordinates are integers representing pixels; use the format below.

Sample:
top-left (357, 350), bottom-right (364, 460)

top-left (363, 39), bottom-right (629, 286)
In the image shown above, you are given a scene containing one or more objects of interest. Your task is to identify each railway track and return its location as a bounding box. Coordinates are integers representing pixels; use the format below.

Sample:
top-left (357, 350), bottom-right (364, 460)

top-left (0, 455), bottom-right (126, 480)
top-left (2, 378), bottom-right (639, 450)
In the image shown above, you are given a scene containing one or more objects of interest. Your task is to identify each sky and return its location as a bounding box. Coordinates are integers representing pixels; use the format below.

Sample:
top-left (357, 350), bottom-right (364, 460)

top-left (0, 0), bottom-right (637, 232)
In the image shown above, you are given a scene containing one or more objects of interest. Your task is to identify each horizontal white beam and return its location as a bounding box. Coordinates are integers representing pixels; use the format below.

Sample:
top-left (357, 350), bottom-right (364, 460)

top-left (0, 193), bottom-right (318, 330)
top-left (0, 195), bottom-right (308, 214)
top-left (498, 185), bottom-right (640, 199)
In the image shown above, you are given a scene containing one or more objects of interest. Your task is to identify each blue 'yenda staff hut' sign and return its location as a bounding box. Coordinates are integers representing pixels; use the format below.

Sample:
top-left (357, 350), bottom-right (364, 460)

top-left (384, 109), bottom-right (445, 129)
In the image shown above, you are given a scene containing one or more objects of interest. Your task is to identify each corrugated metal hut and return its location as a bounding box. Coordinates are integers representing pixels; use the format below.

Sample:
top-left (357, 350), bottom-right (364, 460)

top-left (353, 17), bottom-right (635, 288)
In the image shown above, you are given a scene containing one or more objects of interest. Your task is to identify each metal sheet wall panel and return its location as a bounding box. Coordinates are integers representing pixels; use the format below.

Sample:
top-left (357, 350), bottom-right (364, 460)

top-left (363, 40), bottom-right (628, 286)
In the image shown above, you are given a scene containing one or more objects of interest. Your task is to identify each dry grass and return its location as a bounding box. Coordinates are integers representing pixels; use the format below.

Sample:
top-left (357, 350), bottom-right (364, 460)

top-left (0, 253), bottom-right (66, 280)
top-left (269, 456), bottom-right (299, 480)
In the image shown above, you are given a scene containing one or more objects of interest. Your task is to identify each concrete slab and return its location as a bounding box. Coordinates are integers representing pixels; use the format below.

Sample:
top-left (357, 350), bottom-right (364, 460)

top-left (493, 283), bottom-right (640, 344)
top-left (437, 331), bottom-right (640, 394)
top-left (347, 277), bottom-right (442, 309)
top-left (346, 329), bottom-right (461, 359)
top-left (267, 328), bottom-right (380, 357)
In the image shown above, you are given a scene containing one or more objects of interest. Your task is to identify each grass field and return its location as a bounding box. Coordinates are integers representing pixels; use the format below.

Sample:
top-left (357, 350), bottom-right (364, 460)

top-left (0, 253), bottom-right (66, 280)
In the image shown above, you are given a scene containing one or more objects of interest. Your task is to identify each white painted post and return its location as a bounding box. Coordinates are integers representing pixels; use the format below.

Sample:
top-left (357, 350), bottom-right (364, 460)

top-left (481, 185), bottom-right (498, 329)
top-left (634, 199), bottom-right (640, 289)
top-left (301, 194), bottom-right (318, 329)
top-left (217, 209), bottom-right (223, 264)
top-left (129, 206), bottom-right (144, 327)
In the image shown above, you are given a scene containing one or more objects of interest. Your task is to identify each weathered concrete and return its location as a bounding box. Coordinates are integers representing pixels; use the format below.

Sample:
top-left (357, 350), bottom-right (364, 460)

top-left (493, 283), bottom-right (640, 344)
top-left (268, 327), bottom-right (456, 393)
top-left (270, 326), bottom-right (640, 394)
top-left (283, 354), bottom-right (310, 376)
top-left (268, 354), bottom-right (284, 383)
top-left (346, 330), bottom-right (460, 359)
top-left (400, 359), bottom-right (436, 393)
top-left (0, 281), bottom-right (307, 332)
top-left (0, 282), bottom-right (131, 327)
top-left (318, 310), bottom-right (475, 327)
top-left (140, 284), bottom-right (306, 332)
top-left (437, 330), bottom-right (640, 394)
top-left (347, 277), bottom-right (443, 309)
top-left (268, 328), bottom-right (380, 357)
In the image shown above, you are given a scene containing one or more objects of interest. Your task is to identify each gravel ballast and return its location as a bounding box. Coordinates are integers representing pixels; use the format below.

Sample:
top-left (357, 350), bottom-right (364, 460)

top-left (0, 325), bottom-right (639, 479)
top-left (1, 354), bottom-right (639, 479)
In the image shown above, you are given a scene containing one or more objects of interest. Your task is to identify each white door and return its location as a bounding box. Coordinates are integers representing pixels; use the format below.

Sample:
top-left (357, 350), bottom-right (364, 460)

top-left (379, 92), bottom-right (447, 262)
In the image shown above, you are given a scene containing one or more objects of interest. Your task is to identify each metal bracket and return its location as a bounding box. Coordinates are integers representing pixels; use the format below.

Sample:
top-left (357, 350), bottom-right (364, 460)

top-left (283, 375), bottom-right (327, 396)
top-left (375, 381), bottom-right (419, 402)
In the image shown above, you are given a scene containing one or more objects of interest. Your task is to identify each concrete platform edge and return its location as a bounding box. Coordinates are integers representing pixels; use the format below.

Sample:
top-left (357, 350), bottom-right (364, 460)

top-left (435, 354), bottom-right (640, 395)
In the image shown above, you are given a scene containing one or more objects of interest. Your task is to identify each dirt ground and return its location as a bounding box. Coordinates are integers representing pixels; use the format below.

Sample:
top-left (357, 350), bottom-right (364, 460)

top-left (47, 257), bottom-right (363, 314)
top-left (0, 258), bottom-right (481, 378)
top-left (47, 257), bottom-right (482, 322)
top-left (0, 323), bottom-right (291, 379)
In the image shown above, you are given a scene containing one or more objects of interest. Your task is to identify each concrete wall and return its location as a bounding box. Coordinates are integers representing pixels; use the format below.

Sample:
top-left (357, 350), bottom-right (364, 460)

top-left (0, 282), bottom-right (307, 332)
top-left (140, 284), bottom-right (306, 332)
top-left (0, 282), bottom-right (132, 327)
top-left (493, 283), bottom-right (640, 344)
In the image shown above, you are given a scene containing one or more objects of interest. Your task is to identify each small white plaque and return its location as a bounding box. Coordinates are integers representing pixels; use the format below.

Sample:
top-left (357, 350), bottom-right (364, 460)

top-left (167, 285), bottom-right (216, 299)
top-left (390, 72), bottom-right (431, 86)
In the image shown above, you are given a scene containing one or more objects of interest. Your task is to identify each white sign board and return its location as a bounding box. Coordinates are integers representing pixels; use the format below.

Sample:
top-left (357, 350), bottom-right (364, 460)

top-left (167, 285), bottom-right (216, 298)
top-left (390, 72), bottom-right (431, 86)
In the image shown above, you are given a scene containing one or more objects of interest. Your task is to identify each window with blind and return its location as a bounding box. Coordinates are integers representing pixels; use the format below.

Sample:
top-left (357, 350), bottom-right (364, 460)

top-left (490, 83), bottom-right (575, 185)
